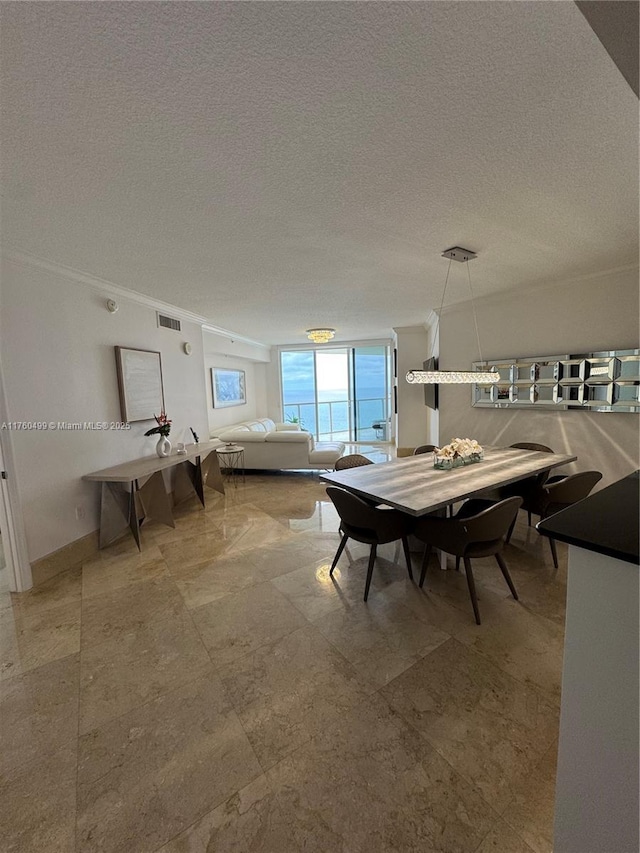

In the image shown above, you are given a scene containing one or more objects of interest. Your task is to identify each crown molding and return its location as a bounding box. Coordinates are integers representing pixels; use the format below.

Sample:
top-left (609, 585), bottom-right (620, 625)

top-left (439, 261), bottom-right (640, 314)
top-left (201, 325), bottom-right (271, 350)
top-left (3, 249), bottom-right (270, 349)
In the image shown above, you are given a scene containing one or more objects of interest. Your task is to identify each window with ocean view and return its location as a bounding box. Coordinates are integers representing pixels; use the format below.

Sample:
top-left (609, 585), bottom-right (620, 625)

top-left (280, 345), bottom-right (391, 442)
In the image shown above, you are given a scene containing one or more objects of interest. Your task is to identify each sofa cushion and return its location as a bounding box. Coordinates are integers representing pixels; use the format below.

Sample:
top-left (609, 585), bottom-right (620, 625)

top-left (275, 423), bottom-right (301, 431)
top-left (217, 427), bottom-right (268, 443)
top-left (265, 430), bottom-right (311, 443)
top-left (242, 420), bottom-right (268, 432)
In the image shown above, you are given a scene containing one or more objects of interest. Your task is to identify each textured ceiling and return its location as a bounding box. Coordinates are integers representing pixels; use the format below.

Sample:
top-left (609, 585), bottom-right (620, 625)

top-left (1, 2), bottom-right (638, 345)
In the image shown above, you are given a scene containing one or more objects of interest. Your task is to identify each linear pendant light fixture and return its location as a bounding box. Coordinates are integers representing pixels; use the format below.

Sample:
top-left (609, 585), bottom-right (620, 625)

top-left (306, 328), bottom-right (336, 343)
top-left (406, 247), bottom-right (499, 385)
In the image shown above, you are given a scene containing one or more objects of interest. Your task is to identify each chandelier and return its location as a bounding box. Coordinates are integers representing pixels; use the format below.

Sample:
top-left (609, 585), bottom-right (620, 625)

top-left (406, 247), bottom-right (499, 385)
top-left (306, 328), bottom-right (336, 344)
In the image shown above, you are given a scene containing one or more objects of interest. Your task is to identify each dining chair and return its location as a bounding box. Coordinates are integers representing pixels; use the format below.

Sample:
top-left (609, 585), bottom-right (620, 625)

top-left (413, 444), bottom-right (437, 456)
top-left (334, 453), bottom-right (374, 471)
top-left (413, 496), bottom-right (522, 625)
top-left (326, 486), bottom-right (414, 601)
top-left (508, 442), bottom-right (560, 519)
top-left (515, 470), bottom-right (603, 567)
top-left (476, 441), bottom-right (555, 506)
top-left (510, 442), bottom-right (554, 453)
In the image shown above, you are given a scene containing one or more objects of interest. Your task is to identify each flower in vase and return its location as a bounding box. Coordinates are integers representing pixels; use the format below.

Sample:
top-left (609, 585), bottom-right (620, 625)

top-left (435, 437), bottom-right (483, 462)
top-left (144, 411), bottom-right (172, 438)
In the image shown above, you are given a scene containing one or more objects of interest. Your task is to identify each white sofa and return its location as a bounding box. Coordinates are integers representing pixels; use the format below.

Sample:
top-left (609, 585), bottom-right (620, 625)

top-left (212, 418), bottom-right (345, 470)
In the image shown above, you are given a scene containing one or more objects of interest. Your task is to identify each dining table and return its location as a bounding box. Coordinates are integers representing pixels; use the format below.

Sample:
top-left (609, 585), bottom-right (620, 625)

top-left (321, 445), bottom-right (577, 516)
top-left (321, 445), bottom-right (577, 567)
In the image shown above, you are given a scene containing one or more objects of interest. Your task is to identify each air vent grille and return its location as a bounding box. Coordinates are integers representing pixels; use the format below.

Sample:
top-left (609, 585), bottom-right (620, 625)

top-left (157, 313), bottom-right (181, 332)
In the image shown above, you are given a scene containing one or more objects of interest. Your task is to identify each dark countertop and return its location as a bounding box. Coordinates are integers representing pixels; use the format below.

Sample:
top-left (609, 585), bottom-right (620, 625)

top-left (538, 470), bottom-right (639, 566)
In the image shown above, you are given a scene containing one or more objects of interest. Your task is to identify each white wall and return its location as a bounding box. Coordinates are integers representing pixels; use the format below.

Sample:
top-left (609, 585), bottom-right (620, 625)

top-left (203, 330), bottom-right (270, 435)
top-left (438, 266), bottom-right (639, 487)
top-left (393, 325), bottom-right (433, 452)
top-left (0, 256), bottom-right (210, 561)
top-left (265, 354), bottom-right (283, 423)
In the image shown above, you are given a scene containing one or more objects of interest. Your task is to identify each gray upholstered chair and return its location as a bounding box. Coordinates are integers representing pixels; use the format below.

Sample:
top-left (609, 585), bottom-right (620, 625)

top-left (413, 444), bottom-right (437, 456)
top-left (326, 486), bottom-right (414, 601)
top-left (334, 453), bottom-right (374, 471)
top-left (413, 496), bottom-right (522, 625)
top-left (472, 441), bottom-right (557, 529)
top-left (518, 470), bottom-right (602, 567)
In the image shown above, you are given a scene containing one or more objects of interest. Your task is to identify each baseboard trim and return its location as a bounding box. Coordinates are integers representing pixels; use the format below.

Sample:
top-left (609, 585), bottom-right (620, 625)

top-left (30, 530), bottom-right (100, 586)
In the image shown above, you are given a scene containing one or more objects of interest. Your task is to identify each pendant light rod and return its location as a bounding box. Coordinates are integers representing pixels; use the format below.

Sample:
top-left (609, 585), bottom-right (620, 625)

top-left (427, 256), bottom-right (452, 362)
top-left (466, 252), bottom-right (486, 369)
top-left (406, 247), bottom-right (498, 385)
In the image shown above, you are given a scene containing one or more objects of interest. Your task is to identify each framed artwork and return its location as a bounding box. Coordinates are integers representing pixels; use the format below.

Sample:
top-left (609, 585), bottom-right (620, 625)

top-left (212, 367), bottom-right (246, 408)
top-left (115, 346), bottom-right (165, 423)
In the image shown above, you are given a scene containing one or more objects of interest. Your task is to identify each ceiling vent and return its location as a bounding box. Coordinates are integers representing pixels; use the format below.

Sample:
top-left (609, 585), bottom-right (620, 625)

top-left (157, 312), bottom-right (181, 332)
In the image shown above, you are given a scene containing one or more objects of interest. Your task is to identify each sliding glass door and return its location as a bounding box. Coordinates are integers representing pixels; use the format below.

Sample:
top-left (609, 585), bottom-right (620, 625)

top-left (280, 345), bottom-right (390, 442)
top-left (352, 346), bottom-right (389, 441)
top-left (280, 351), bottom-right (318, 435)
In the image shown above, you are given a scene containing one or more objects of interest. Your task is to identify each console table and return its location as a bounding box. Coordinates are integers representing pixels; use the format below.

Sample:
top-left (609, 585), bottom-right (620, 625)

top-left (84, 441), bottom-right (224, 549)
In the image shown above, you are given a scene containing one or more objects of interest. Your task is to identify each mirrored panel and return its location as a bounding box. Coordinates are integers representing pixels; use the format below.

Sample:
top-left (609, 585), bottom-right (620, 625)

top-left (618, 356), bottom-right (640, 381)
top-left (614, 383), bottom-right (640, 408)
top-left (472, 349), bottom-right (639, 413)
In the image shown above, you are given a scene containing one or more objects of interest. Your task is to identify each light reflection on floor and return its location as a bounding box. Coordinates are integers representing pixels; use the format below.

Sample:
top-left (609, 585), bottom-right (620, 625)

top-left (1, 461), bottom-right (564, 853)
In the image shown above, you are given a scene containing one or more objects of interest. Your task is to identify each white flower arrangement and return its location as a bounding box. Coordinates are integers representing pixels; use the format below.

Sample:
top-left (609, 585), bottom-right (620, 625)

top-left (434, 437), bottom-right (483, 468)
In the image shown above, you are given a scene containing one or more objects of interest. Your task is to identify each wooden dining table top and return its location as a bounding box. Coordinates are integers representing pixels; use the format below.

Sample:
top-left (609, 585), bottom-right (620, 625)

top-left (320, 446), bottom-right (577, 517)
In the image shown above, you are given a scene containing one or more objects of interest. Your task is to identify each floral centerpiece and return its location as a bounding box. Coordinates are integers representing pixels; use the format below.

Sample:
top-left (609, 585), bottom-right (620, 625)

top-left (144, 411), bottom-right (173, 457)
top-left (144, 411), bottom-right (172, 438)
top-left (434, 437), bottom-right (484, 470)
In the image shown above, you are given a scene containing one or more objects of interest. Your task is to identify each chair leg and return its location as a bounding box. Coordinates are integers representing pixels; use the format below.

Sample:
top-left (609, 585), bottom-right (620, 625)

top-left (418, 544), bottom-right (432, 588)
top-left (527, 511), bottom-right (532, 527)
top-left (401, 536), bottom-right (413, 581)
top-left (495, 552), bottom-right (518, 600)
top-left (463, 557), bottom-right (481, 625)
top-left (549, 537), bottom-right (559, 569)
top-left (330, 534), bottom-right (349, 576)
top-left (455, 556), bottom-right (460, 572)
top-left (363, 544), bottom-right (377, 602)
top-left (505, 514), bottom-right (517, 544)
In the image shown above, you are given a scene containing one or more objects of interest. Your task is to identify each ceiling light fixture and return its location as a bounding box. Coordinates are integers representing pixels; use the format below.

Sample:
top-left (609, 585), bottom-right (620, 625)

top-left (406, 247), bottom-right (499, 385)
top-left (306, 328), bottom-right (336, 344)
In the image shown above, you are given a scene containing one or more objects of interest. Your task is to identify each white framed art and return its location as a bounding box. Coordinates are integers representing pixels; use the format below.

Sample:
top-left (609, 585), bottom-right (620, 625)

top-left (115, 346), bottom-right (165, 423)
top-left (211, 367), bottom-right (246, 408)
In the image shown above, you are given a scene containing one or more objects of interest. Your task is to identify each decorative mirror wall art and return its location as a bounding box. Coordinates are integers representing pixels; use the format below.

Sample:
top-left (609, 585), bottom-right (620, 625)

top-left (115, 346), bottom-right (165, 422)
top-left (211, 368), bottom-right (246, 408)
top-left (472, 349), bottom-right (640, 413)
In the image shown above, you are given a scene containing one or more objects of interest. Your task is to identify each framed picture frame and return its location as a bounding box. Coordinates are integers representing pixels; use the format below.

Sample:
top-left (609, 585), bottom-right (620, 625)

top-left (115, 346), bottom-right (165, 423)
top-left (211, 367), bottom-right (246, 408)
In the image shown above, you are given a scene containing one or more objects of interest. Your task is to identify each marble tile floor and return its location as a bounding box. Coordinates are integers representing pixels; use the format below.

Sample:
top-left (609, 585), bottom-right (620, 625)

top-left (0, 468), bottom-right (565, 853)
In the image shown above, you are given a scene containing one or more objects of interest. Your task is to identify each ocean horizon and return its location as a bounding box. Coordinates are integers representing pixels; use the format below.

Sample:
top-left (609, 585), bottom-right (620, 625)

top-left (283, 387), bottom-right (389, 436)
